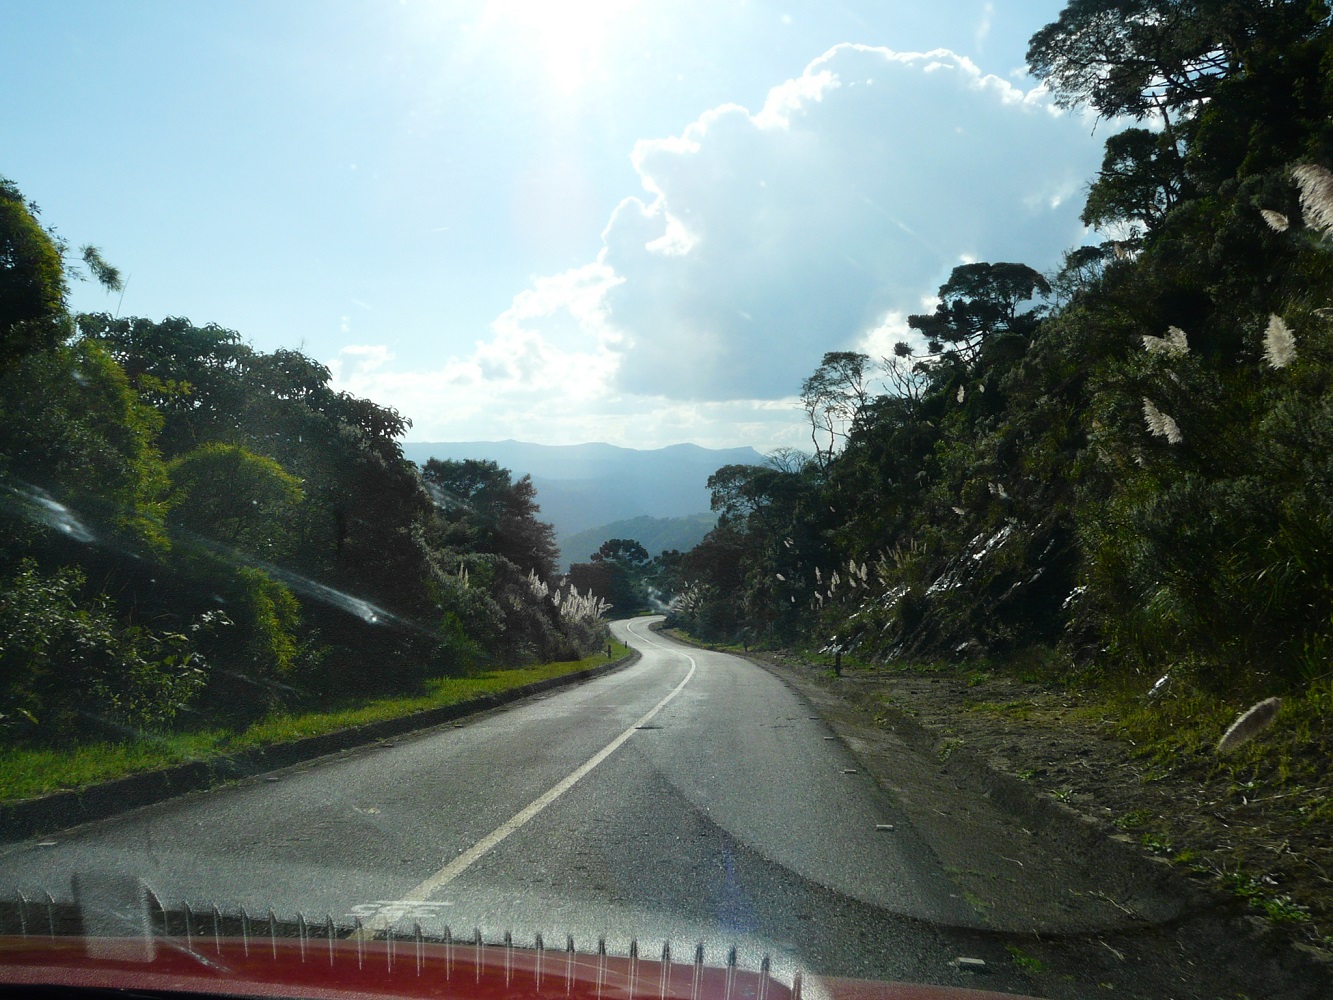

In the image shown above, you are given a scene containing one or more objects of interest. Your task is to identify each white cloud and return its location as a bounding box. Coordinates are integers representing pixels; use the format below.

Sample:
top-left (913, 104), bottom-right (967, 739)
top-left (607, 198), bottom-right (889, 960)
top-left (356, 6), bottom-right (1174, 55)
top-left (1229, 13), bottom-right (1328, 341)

top-left (856, 311), bottom-right (914, 359)
top-left (328, 343), bottom-right (394, 380)
top-left (351, 43), bottom-right (1102, 446)
top-left (594, 43), bottom-right (1097, 401)
top-left (329, 343), bottom-right (809, 450)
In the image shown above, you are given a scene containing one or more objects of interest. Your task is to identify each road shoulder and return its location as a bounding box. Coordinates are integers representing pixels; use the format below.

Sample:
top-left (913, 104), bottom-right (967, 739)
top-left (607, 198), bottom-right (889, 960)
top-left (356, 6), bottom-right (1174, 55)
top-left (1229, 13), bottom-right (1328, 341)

top-left (660, 629), bottom-right (1333, 998)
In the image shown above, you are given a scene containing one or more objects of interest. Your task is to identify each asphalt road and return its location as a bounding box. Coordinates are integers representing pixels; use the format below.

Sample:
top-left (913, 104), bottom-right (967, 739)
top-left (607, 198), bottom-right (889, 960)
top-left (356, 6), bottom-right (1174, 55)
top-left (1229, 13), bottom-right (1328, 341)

top-left (0, 618), bottom-right (1030, 991)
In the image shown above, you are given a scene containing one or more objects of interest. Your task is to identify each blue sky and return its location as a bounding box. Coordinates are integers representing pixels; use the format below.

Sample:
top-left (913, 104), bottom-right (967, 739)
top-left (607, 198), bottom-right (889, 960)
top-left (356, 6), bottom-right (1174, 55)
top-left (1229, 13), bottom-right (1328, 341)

top-left (4, 1), bottom-right (1102, 450)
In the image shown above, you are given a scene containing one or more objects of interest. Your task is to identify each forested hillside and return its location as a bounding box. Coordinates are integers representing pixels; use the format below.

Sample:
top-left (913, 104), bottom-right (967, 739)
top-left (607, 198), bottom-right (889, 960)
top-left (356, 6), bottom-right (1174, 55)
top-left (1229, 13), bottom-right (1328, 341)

top-left (0, 184), bottom-right (608, 747)
top-left (670, 1), bottom-right (1333, 709)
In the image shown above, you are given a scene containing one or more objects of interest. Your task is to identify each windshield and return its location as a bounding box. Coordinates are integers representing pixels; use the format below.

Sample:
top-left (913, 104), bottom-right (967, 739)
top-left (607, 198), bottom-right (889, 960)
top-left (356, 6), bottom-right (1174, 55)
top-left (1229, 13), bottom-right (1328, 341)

top-left (2, 2), bottom-right (1332, 999)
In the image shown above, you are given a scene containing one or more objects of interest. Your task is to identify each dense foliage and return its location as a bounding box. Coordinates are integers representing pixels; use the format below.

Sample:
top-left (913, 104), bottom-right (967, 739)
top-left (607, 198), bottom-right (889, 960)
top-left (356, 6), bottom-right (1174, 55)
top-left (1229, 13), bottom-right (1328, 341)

top-left (566, 538), bottom-right (680, 615)
top-left (671, 0), bottom-right (1333, 705)
top-left (0, 199), bottom-right (608, 744)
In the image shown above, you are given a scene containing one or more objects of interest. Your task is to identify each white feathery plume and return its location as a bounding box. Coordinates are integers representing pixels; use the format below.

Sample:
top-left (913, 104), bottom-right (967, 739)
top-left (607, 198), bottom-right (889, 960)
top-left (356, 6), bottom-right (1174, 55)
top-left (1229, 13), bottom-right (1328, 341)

top-left (1292, 163), bottom-right (1333, 235)
top-left (1263, 314), bottom-right (1297, 369)
top-left (1216, 697), bottom-right (1282, 754)
top-left (1260, 209), bottom-right (1289, 232)
top-left (1142, 398), bottom-right (1183, 444)
top-left (956, 385), bottom-right (965, 403)
top-left (1142, 326), bottom-right (1189, 357)
top-left (525, 569), bottom-right (550, 601)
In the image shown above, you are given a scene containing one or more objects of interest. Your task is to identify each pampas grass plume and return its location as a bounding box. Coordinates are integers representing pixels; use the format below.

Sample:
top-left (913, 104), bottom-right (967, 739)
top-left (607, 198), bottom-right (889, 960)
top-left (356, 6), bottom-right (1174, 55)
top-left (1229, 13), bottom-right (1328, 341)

top-left (1142, 398), bottom-right (1183, 444)
top-left (1216, 697), bottom-right (1282, 754)
top-left (1292, 164), bottom-right (1333, 235)
top-left (1261, 209), bottom-right (1290, 232)
top-left (1143, 326), bottom-right (1189, 357)
top-left (1263, 314), bottom-right (1296, 369)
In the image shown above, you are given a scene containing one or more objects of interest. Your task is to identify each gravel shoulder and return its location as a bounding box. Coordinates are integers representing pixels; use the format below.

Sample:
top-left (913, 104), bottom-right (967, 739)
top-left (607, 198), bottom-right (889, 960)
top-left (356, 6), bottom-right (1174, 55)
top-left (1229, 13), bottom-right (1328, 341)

top-left (664, 630), bottom-right (1333, 1000)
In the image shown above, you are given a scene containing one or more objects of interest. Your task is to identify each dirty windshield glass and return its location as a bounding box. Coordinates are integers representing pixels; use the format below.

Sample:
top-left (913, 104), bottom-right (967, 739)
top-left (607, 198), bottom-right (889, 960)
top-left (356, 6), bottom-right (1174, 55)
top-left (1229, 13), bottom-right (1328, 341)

top-left (2, 2), bottom-right (1332, 999)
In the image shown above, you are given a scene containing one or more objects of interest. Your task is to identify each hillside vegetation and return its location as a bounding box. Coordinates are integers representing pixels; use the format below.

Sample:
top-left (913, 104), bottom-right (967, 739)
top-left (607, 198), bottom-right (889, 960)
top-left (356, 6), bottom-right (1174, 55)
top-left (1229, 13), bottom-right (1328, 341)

top-left (668, 1), bottom-right (1333, 734)
top-left (659, 2), bottom-right (1333, 944)
top-left (0, 183), bottom-right (610, 754)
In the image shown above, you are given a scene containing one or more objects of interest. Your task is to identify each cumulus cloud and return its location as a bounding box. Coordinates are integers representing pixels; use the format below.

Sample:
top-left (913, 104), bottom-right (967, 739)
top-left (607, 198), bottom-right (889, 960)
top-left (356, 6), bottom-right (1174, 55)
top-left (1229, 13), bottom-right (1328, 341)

top-left (596, 44), bottom-right (1097, 400)
top-left (346, 43), bottom-right (1104, 446)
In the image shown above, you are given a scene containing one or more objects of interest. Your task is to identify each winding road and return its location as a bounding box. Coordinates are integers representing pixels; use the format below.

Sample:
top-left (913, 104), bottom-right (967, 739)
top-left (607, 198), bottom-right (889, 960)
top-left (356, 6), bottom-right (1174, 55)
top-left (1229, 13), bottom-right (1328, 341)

top-left (0, 618), bottom-right (1026, 990)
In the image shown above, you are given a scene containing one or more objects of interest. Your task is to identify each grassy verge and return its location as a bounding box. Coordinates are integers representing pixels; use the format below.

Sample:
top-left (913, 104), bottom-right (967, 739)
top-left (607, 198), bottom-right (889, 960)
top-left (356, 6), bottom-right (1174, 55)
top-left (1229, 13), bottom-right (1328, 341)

top-left (0, 641), bottom-right (631, 804)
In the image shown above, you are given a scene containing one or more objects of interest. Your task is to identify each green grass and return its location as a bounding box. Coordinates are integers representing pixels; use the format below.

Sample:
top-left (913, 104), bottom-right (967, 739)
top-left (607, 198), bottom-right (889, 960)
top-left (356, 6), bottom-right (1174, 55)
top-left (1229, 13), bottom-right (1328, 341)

top-left (1218, 868), bottom-right (1313, 924)
top-left (0, 641), bottom-right (630, 804)
top-left (1006, 945), bottom-right (1048, 975)
top-left (967, 698), bottom-right (1035, 718)
top-left (1113, 808), bottom-right (1153, 830)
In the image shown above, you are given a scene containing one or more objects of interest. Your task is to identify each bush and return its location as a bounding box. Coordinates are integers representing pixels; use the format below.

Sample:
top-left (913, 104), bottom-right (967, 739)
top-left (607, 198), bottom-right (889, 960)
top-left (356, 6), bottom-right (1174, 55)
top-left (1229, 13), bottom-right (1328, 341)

top-left (0, 560), bottom-right (209, 741)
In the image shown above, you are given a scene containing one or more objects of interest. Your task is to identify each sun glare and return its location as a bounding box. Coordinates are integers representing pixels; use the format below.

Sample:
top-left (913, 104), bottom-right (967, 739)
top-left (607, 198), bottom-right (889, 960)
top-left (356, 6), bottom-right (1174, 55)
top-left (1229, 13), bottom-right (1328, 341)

top-left (479, 0), bottom-right (631, 95)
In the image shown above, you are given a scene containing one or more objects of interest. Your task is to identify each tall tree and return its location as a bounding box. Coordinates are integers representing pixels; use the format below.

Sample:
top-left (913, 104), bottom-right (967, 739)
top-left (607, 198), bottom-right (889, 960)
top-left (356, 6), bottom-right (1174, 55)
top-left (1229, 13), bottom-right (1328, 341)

top-left (1081, 127), bottom-right (1187, 232)
top-left (1026, 0), bottom-right (1317, 125)
top-left (800, 351), bottom-right (873, 470)
top-left (907, 262), bottom-right (1050, 366)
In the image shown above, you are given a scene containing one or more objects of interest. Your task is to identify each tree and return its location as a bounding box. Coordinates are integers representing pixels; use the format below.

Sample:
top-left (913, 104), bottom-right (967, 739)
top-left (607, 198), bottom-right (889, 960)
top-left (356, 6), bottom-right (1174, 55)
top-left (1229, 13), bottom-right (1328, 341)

top-left (422, 459), bottom-right (558, 582)
top-left (907, 262), bottom-right (1050, 366)
top-left (79, 314), bottom-right (255, 455)
top-left (571, 537), bottom-right (654, 612)
top-left (591, 538), bottom-right (650, 567)
top-left (0, 336), bottom-right (171, 549)
top-left (1048, 244), bottom-right (1115, 307)
top-left (166, 444), bottom-right (305, 559)
top-left (799, 351), bottom-right (873, 470)
top-left (1081, 127), bottom-right (1187, 232)
top-left (1025, 0), bottom-right (1314, 125)
top-left (0, 178), bottom-right (67, 371)
top-left (1, 178), bottom-right (122, 373)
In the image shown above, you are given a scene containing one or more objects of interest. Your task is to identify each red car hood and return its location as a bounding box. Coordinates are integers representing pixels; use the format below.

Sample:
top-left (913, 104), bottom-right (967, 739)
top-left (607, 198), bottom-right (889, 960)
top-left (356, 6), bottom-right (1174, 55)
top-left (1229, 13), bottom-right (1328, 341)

top-left (0, 934), bottom-right (1040, 1000)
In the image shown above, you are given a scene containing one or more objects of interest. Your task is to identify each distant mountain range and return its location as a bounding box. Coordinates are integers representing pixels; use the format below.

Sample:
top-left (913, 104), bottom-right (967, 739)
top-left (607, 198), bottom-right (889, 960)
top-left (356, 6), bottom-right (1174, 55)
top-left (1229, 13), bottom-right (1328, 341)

top-left (399, 440), bottom-right (763, 567)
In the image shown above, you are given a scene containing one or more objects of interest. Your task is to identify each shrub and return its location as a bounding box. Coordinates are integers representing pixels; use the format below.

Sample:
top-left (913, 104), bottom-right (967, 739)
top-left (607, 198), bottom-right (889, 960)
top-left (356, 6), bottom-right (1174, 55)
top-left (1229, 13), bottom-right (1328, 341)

top-left (0, 560), bottom-right (209, 741)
